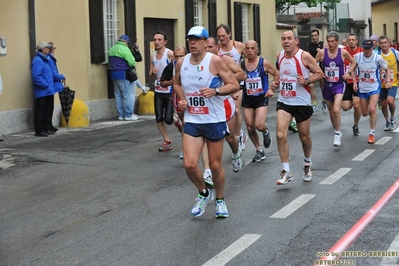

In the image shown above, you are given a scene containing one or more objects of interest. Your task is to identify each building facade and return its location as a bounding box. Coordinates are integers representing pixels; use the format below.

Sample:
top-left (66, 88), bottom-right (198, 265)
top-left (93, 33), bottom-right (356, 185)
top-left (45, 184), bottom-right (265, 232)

top-left (371, 0), bottom-right (399, 41)
top-left (0, 0), bottom-right (277, 135)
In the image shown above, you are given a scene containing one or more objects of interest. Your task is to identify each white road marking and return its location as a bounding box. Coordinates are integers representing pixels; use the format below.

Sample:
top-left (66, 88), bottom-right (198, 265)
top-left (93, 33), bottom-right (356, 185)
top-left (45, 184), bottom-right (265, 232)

top-left (352, 149), bottom-right (375, 161)
top-left (380, 232), bottom-right (399, 265)
top-left (203, 234), bottom-right (261, 266)
top-left (375, 136), bottom-right (392, 145)
top-left (392, 127), bottom-right (399, 133)
top-left (270, 194), bottom-right (315, 219)
top-left (320, 168), bottom-right (351, 185)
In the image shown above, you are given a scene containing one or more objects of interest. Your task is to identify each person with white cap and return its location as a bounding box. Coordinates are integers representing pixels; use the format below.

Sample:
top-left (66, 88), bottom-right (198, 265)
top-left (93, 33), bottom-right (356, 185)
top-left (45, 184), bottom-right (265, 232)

top-left (370, 35), bottom-right (381, 52)
top-left (173, 26), bottom-right (239, 218)
top-left (31, 42), bottom-right (55, 137)
top-left (353, 39), bottom-right (391, 144)
top-left (108, 34), bottom-right (137, 121)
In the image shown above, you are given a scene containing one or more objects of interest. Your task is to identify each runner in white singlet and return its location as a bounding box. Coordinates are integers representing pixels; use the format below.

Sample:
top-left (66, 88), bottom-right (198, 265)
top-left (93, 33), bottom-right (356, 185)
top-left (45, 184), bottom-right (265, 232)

top-left (216, 24), bottom-right (248, 151)
top-left (275, 30), bottom-right (323, 186)
top-left (199, 36), bottom-right (246, 186)
top-left (173, 27), bottom-right (239, 218)
top-left (353, 39), bottom-right (391, 144)
top-left (149, 32), bottom-right (175, 152)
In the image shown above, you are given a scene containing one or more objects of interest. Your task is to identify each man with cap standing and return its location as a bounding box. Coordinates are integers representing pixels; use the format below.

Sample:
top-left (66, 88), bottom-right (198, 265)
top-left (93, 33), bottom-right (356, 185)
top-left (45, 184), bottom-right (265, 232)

top-left (354, 39), bottom-right (391, 144)
top-left (108, 35), bottom-right (137, 121)
top-left (174, 26), bottom-right (239, 218)
top-left (31, 42), bottom-right (55, 137)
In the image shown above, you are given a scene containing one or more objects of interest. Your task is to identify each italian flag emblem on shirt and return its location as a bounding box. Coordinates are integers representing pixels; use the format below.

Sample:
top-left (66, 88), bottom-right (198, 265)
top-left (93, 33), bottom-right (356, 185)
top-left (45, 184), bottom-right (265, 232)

top-left (197, 66), bottom-right (204, 71)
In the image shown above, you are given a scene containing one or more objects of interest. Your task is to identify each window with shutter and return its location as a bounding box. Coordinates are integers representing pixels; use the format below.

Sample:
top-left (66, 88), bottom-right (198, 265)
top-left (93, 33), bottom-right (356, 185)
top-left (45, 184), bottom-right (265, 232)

top-left (253, 4), bottom-right (261, 52)
top-left (234, 2), bottom-right (242, 42)
top-left (89, 0), bottom-right (105, 64)
top-left (124, 0), bottom-right (137, 44)
top-left (208, 0), bottom-right (217, 36)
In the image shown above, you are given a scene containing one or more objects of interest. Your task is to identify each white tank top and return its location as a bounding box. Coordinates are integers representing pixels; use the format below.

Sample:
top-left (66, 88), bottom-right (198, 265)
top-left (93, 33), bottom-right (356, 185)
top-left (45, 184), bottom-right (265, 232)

top-left (218, 42), bottom-right (243, 86)
top-left (218, 43), bottom-right (242, 65)
top-left (277, 49), bottom-right (311, 105)
top-left (354, 52), bottom-right (387, 93)
top-left (181, 52), bottom-right (233, 123)
top-left (153, 49), bottom-right (172, 93)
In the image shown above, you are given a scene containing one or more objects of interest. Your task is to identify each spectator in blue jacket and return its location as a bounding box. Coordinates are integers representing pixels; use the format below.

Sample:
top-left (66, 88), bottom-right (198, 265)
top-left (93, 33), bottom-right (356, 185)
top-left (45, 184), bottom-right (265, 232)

top-left (47, 41), bottom-right (65, 133)
top-left (108, 35), bottom-right (137, 121)
top-left (31, 42), bottom-right (55, 137)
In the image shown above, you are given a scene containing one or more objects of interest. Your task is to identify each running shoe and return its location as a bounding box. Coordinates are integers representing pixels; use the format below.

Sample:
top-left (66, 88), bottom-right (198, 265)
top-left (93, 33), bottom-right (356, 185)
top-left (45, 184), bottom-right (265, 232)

top-left (313, 104), bottom-right (319, 112)
top-left (118, 117), bottom-right (124, 121)
top-left (321, 100), bottom-right (327, 113)
top-left (142, 86), bottom-right (150, 94)
top-left (352, 125), bottom-right (359, 136)
top-left (203, 171), bottom-right (214, 188)
top-left (179, 150), bottom-right (183, 160)
top-left (158, 141), bottom-right (172, 152)
top-left (191, 189), bottom-right (214, 217)
top-left (239, 131), bottom-right (248, 150)
top-left (333, 131), bottom-right (342, 146)
top-left (390, 117), bottom-right (396, 130)
top-left (277, 170), bottom-right (293, 185)
top-left (215, 199), bottom-right (229, 218)
top-left (368, 134), bottom-right (375, 144)
top-left (384, 121), bottom-right (391, 131)
top-left (263, 128), bottom-right (272, 148)
top-left (288, 121), bottom-right (298, 132)
top-left (302, 164), bottom-right (312, 182)
top-left (252, 150), bottom-right (266, 162)
top-left (124, 115), bottom-right (138, 121)
top-left (232, 154), bottom-right (242, 173)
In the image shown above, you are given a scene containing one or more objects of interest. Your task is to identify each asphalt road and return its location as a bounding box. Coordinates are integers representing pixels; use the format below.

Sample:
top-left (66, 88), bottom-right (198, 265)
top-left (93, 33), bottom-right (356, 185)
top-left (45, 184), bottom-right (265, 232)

top-left (1, 90), bottom-right (398, 266)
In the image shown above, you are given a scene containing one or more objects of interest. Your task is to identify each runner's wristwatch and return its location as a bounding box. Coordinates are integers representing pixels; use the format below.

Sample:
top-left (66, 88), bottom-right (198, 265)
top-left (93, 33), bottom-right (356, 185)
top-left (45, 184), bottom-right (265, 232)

top-left (215, 88), bottom-right (220, 95)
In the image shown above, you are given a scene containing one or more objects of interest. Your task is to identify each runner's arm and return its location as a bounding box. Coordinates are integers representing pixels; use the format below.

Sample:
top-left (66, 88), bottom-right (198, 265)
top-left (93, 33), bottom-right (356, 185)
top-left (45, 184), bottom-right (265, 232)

top-left (302, 51), bottom-right (323, 84)
top-left (173, 58), bottom-right (187, 107)
top-left (201, 56), bottom-right (239, 97)
top-left (263, 59), bottom-right (280, 90)
top-left (223, 57), bottom-right (246, 82)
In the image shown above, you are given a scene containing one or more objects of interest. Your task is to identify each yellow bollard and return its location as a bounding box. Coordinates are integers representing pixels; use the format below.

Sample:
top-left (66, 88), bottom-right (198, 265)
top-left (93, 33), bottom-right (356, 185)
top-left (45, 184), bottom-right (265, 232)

top-left (61, 99), bottom-right (90, 127)
top-left (136, 91), bottom-right (155, 115)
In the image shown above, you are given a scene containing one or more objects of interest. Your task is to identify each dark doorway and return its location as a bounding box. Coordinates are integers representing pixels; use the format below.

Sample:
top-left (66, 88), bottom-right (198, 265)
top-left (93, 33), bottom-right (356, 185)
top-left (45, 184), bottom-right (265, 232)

top-left (297, 24), bottom-right (311, 51)
top-left (144, 18), bottom-right (175, 89)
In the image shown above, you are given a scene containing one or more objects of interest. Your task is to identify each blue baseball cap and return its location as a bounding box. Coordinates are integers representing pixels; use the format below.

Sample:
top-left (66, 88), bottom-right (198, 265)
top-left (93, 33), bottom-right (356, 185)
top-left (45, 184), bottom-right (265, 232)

top-left (118, 35), bottom-right (131, 44)
top-left (362, 39), bottom-right (373, 48)
top-left (186, 26), bottom-right (209, 39)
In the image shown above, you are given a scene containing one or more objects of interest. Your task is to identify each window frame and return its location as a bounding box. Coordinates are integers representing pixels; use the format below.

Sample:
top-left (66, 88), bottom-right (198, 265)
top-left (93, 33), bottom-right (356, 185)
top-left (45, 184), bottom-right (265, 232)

top-left (103, 0), bottom-right (120, 63)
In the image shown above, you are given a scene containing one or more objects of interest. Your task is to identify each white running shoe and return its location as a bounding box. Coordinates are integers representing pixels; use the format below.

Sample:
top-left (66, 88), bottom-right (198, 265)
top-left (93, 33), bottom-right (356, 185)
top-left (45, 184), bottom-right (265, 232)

top-left (124, 115), bottom-right (138, 121)
top-left (239, 131), bottom-right (247, 150)
top-left (302, 164), bottom-right (313, 182)
top-left (232, 154), bottom-right (242, 173)
top-left (333, 131), bottom-right (342, 146)
top-left (191, 189), bottom-right (214, 217)
top-left (203, 171), bottom-right (214, 187)
top-left (215, 199), bottom-right (229, 218)
top-left (277, 170), bottom-right (293, 185)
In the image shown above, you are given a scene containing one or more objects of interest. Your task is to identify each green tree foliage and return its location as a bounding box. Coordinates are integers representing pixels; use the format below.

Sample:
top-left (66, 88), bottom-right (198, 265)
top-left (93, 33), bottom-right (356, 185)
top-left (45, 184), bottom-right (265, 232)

top-left (276, 0), bottom-right (341, 15)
